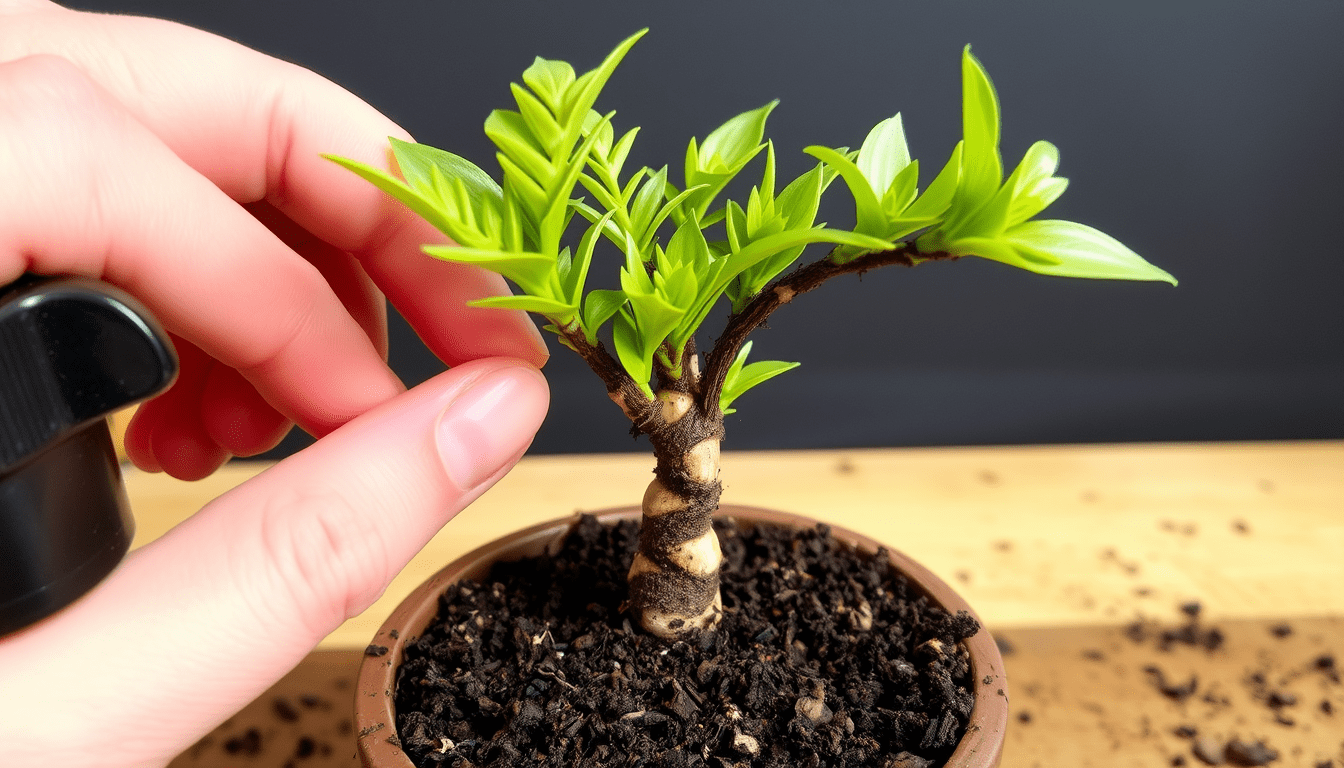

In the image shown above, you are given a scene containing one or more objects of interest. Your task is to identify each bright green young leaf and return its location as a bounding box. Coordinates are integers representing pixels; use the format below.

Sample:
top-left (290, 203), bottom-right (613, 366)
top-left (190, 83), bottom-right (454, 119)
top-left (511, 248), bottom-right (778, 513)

top-left (511, 83), bottom-right (563, 153)
top-left (1001, 220), bottom-right (1177, 284)
top-left (629, 166), bottom-right (668, 242)
top-left (857, 114), bottom-right (912, 200)
top-left (903, 142), bottom-right (962, 222)
top-left (422, 246), bottom-right (559, 295)
top-left (698, 101), bottom-right (778, 173)
top-left (608, 127), bottom-right (640, 177)
top-left (323, 154), bottom-right (476, 247)
top-left (881, 160), bottom-right (921, 220)
top-left (387, 138), bottom-right (502, 208)
top-left (581, 109), bottom-right (614, 158)
top-left (582, 289), bottom-right (628, 340)
top-left (1003, 141), bottom-right (1068, 227)
top-left (484, 109), bottom-right (552, 186)
top-left (719, 341), bottom-right (800, 414)
top-left (803, 145), bottom-right (884, 236)
top-left (958, 46), bottom-right (1003, 214)
top-left (946, 139), bottom-right (1068, 241)
top-left (556, 29), bottom-right (647, 145)
top-left (776, 163), bottom-right (826, 229)
top-left (611, 310), bottom-right (653, 397)
top-left (663, 213), bottom-right (712, 270)
top-left (469, 294), bottom-right (575, 319)
top-left (521, 57), bottom-right (576, 113)
top-left (564, 210), bottom-right (615, 306)
top-left (641, 184), bottom-right (706, 252)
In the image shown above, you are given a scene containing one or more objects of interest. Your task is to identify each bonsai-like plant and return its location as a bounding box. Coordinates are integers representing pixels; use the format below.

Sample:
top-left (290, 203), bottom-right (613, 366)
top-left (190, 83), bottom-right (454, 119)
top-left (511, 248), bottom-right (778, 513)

top-left (329, 30), bottom-right (1173, 641)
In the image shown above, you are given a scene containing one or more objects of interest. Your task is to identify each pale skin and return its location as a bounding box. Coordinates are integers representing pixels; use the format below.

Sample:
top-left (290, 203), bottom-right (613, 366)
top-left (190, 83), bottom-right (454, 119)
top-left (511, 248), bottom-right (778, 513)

top-left (0, 2), bottom-right (552, 766)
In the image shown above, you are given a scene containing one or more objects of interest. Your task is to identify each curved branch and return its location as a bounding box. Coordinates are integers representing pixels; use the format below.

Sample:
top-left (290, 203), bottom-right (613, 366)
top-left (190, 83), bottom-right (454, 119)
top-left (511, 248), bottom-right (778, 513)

top-left (559, 326), bottom-right (659, 429)
top-left (701, 243), bottom-right (957, 412)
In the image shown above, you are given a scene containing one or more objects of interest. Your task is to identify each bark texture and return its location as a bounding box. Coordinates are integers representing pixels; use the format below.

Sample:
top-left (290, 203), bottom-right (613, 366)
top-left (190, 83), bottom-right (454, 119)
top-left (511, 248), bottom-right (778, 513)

top-left (625, 390), bottom-right (725, 638)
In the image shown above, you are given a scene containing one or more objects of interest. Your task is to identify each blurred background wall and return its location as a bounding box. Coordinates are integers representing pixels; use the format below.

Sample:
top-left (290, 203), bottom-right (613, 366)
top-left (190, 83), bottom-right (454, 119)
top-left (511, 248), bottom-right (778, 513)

top-left (72, 0), bottom-right (1344, 455)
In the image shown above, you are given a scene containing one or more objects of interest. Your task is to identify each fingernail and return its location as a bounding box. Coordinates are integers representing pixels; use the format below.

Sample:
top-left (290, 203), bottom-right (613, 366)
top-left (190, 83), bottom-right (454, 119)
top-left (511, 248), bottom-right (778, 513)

top-left (435, 365), bottom-right (546, 491)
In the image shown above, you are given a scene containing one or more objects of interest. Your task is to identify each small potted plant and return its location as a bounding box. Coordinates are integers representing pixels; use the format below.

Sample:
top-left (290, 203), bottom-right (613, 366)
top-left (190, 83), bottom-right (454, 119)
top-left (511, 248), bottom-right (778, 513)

top-left (330, 30), bottom-right (1173, 768)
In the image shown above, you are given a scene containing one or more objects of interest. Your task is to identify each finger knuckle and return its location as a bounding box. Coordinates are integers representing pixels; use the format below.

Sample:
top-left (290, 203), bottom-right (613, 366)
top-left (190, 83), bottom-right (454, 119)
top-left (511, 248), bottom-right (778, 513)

top-left (253, 484), bottom-right (393, 637)
top-left (0, 54), bottom-right (108, 127)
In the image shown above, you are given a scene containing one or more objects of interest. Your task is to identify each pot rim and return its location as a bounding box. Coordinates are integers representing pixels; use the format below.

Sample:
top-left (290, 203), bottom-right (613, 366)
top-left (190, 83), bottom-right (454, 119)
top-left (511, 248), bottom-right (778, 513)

top-left (355, 505), bottom-right (1007, 767)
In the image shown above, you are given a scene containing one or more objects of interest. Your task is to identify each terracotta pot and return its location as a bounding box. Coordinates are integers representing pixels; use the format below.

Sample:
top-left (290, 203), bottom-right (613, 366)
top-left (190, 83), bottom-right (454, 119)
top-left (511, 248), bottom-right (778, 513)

top-left (355, 505), bottom-right (1008, 767)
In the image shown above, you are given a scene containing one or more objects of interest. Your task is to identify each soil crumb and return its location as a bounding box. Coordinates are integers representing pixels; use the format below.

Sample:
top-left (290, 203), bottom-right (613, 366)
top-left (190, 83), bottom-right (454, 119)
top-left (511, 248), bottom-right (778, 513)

top-left (394, 516), bottom-right (982, 768)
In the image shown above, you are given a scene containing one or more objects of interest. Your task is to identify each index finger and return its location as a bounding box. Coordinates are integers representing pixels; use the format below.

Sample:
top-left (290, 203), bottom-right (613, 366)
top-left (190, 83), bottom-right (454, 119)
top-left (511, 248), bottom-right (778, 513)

top-left (1, 3), bottom-right (549, 368)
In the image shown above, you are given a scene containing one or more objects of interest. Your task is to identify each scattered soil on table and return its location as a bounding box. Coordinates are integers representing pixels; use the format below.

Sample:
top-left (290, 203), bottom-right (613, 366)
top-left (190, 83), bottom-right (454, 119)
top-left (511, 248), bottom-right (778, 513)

top-left (394, 515), bottom-right (982, 768)
top-left (1123, 604), bottom-right (1344, 767)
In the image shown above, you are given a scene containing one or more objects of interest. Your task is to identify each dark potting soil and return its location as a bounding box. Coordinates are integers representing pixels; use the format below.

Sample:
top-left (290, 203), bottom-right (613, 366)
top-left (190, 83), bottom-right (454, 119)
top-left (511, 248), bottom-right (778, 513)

top-left (394, 515), bottom-right (982, 768)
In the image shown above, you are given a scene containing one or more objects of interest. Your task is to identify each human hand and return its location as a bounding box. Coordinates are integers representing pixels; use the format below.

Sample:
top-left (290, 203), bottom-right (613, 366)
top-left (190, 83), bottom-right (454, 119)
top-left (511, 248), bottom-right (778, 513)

top-left (0, 0), bottom-right (549, 480)
top-left (1, 2), bottom-right (553, 765)
top-left (0, 357), bottom-right (550, 767)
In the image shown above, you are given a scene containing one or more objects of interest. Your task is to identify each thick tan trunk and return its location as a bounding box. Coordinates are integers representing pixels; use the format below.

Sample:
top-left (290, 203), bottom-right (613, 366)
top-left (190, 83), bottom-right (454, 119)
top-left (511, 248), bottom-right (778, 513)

top-left (626, 389), bottom-right (724, 639)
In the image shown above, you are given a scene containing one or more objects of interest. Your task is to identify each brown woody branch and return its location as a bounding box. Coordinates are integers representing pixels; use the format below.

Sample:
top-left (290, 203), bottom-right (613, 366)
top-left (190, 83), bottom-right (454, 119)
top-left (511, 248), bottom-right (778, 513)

top-left (700, 243), bottom-right (957, 412)
top-left (560, 327), bottom-right (659, 431)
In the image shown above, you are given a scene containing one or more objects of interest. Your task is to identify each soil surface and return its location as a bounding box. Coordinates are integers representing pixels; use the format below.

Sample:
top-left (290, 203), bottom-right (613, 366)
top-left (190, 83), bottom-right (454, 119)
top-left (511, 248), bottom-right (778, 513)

top-left (394, 515), bottom-right (981, 768)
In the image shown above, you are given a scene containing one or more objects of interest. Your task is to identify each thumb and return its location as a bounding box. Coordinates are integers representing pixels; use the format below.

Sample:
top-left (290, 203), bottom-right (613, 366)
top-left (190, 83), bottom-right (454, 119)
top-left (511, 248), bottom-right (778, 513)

top-left (0, 358), bottom-right (548, 768)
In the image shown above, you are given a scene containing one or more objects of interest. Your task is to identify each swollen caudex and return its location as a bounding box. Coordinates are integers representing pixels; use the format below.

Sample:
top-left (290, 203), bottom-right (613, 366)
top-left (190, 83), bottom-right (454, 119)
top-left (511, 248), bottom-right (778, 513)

top-left (639, 592), bottom-right (723, 637)
top-left (684, 439), bottom-right (720, 484)
top-left (658, 391), bottom-right (693, 425)
top-left (667, 528), bottom-right (722, 577)
top-left (642, 479), bottom-right (686, 517)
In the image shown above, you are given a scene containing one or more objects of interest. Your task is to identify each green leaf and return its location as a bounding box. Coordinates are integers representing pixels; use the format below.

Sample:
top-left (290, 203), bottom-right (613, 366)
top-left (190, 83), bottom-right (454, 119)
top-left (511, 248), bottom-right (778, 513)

top-left (469, 294), bottom-right (575, 318)
top-left (955, 141), bottom-right (1067, 241)
top-left (698, 101), bottom-right (778, 173)
top-left (804, 145), bottom-right (885, 236)
top-left (628, 166), bottom-right (668, 242)
top-left (1004, 140), bottom-right (1068, 227)
top-left (565, 210), bottom-right (615, 306)
top-left (725, 200), bottom-right (749, 254)
top-left (582, 289), bottom-right (627, 340)
top-left (557, 29), bottom-right (647, 144)
top-left (999, 220), bottom-right (1177, 284)
top-left (881, 159), bottom-right (921, 220)
top-left (486, 110), bottom-right (554, 189)
top-left (581, 109), bottom-right (614, 159)
top-left (422, 246), bottom-right (559, 294)
top-left (608, 127), bottom-right (640, 177)
top-left (719, 341), bottom-right (799, 414)
top-left (776, 163), bottom-right (825, 230)
top-left (387, 138), bottom-right (502, 207)
top-left (611, 310), bottom-right (653, 397)
top-left (959, 46), bottom-right (1003, 214)
top-left (758, 141), bottom-right (777, 200)
top-left (497, 153), bottom-right (549, 217)
top-left (904, 142), bottom-right (963, 221)
top-left (662, 213), bottom-right (712, 272)
top-left (577, 173), bottom-right (622, 213)
top-left (857, 114), bottom-right (911, 200)
top-left (640, 183), bottom-right (706, 252)
top-left (511, 83), bottom-right (563, 154)
top-left (521, 57), bottom-right (576, 113)
top-left (323, 154), bottom-right (462, 244)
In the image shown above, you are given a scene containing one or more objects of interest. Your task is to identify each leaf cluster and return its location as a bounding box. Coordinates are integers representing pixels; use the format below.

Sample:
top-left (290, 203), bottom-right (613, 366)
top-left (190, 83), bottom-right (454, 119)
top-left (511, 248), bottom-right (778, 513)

top-left (329, 33), bottom-right (1174, 415)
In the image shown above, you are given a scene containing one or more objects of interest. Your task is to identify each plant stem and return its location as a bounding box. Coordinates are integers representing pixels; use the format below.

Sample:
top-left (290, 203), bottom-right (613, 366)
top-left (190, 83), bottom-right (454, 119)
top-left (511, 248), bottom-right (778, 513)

top-left (627, 393), bottom-right (725, 639)
top-left (701, 243), bottom-right (956, 413)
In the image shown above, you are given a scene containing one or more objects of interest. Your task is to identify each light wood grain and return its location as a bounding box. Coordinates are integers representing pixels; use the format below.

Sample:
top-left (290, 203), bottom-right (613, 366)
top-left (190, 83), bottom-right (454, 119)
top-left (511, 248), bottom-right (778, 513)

top-left (125, 441), bottom-right (1344, 649)
top-left (168, 617), bottom-right (1344, 768)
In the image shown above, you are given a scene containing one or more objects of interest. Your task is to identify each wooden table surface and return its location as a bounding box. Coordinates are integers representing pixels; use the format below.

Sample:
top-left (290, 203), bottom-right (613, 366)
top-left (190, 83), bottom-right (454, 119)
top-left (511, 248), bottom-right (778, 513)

top-left (124, 441), bottom-right (1343, 767)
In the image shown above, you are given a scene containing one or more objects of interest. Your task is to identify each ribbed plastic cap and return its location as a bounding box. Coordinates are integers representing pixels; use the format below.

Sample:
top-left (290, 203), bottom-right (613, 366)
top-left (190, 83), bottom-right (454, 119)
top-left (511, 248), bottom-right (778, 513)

top-left (0, 275), bottom-right (176, 636)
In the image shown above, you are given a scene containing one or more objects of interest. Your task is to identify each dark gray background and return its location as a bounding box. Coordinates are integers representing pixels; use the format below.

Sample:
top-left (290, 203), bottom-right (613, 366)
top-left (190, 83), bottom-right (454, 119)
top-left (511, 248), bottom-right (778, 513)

top-left (71, 1), bottom-right (1344, 454)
